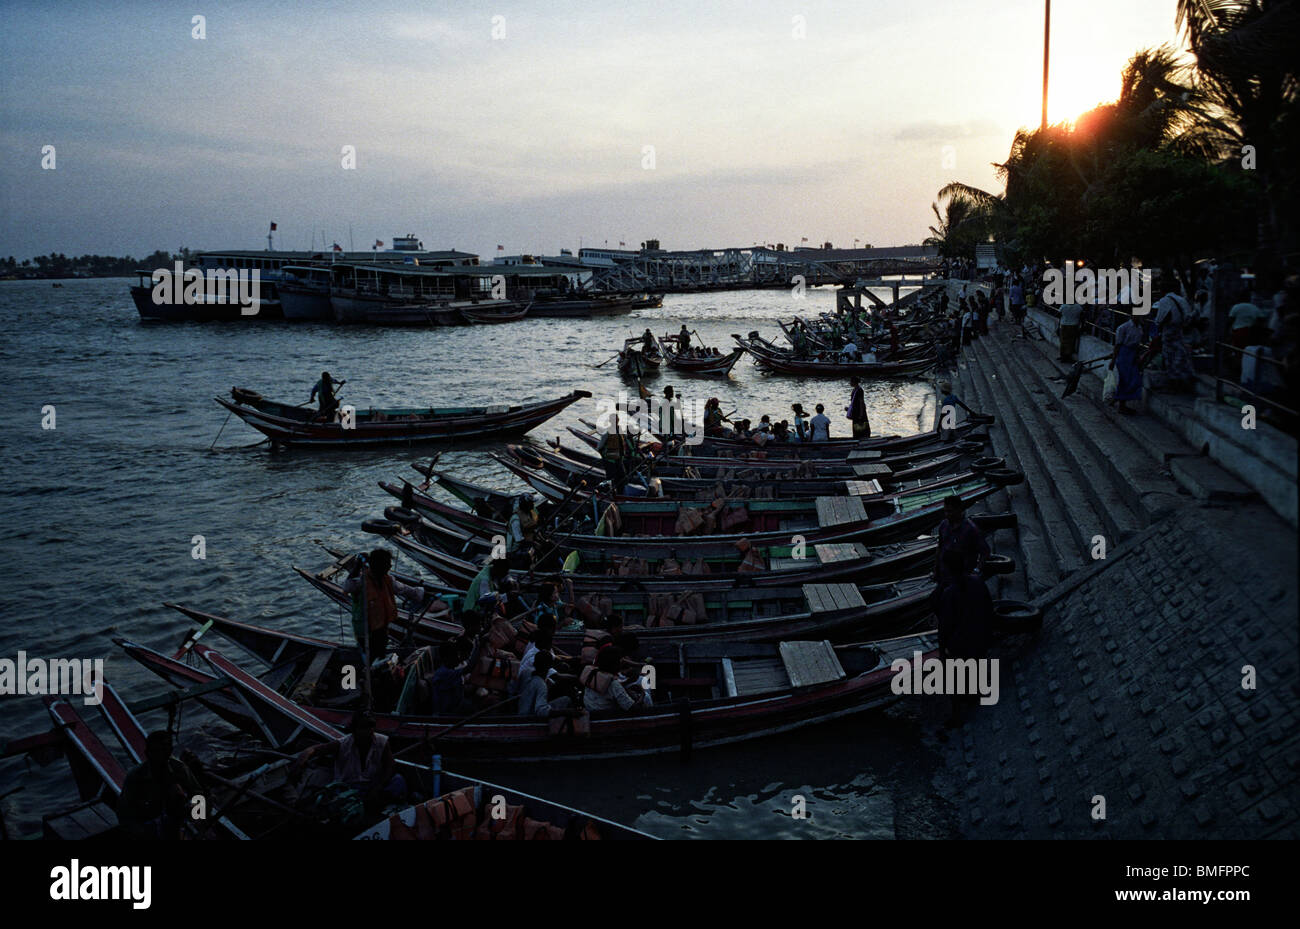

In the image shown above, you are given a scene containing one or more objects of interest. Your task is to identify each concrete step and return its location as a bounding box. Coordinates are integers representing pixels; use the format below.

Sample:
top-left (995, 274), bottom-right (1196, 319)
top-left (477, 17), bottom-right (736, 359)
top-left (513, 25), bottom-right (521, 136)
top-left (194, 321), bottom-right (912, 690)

top-left (966, 336), bottom-right (1110, 565)
top-left (947, 362), bottom-right (1030, 603)
top-left (1020, 335), bottom-right (1244, 519)
top-left (1021, 318), bottom-right (1291, 524)
top-left (959, 340), bottom-right (1081, 591)
top-left (982, 332), bottom-right (1151, 542)
top-left (1168, 455), bottom-right (1257, 502)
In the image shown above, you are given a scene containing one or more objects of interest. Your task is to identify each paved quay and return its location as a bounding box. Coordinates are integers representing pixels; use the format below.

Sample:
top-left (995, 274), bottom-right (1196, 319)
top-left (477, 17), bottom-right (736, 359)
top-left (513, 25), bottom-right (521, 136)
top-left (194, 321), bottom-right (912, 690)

top-left (925, 310), bottom-right (1299, 838)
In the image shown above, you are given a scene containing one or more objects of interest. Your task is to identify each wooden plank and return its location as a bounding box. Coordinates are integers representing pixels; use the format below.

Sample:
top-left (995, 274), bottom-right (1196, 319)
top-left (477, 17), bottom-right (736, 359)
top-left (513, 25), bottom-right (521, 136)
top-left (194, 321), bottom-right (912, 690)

top-left (852, 463), bottom-right (893, 478)
top-left (802, 583), bottom-right (865, 614)
top-left (816, 498), bottom-right (868, 527)
top-left (845, 479), bottom-right (885, 497)
top-left (815, 542), bottom-right (862, 564)
top-left (847, 450), bottom-right (883, 461)
top-left (779, 640), bottom-right (846, 688)
top-left (728, 659), bottom-right (791, 695)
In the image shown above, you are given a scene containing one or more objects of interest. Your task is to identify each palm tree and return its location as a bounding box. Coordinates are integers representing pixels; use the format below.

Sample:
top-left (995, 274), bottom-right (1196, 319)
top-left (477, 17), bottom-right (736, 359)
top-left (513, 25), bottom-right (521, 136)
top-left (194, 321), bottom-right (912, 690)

top-left (922, 190), bottom-right (989, 259)
top-left (1174, 0), bottom-right (1300, 274)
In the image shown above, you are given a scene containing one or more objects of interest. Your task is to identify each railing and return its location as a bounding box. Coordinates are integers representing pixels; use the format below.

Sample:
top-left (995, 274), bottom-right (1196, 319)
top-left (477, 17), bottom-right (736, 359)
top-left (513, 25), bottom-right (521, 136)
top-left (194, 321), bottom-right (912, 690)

top-left (1212, 340), bottom-right (1297, 429)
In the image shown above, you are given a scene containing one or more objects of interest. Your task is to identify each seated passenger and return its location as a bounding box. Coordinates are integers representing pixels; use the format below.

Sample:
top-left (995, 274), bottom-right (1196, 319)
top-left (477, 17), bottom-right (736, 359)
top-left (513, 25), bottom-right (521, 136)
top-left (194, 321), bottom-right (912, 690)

top-left (582, 647), bottom-right (645, 714)
top-left (517, 651), bottom-right (572, 719)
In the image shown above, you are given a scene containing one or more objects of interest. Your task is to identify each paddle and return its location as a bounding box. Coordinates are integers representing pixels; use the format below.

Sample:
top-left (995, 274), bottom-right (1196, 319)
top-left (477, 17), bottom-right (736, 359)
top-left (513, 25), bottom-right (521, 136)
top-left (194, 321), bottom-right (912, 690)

top-left (593, 352), bottom-right (622, 369)
top-left (297, 380), bottom-right (347, 409)
top-left (415, 452), bottom-right (443, 490)
top-left (1062, 356), bottom-right (1110, 399)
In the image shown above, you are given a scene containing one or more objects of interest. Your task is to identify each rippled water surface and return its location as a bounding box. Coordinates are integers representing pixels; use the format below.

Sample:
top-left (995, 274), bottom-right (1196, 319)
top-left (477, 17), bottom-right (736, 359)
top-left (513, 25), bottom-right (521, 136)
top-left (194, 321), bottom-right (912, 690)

top-left (0, 278), bottom-right (954, 838)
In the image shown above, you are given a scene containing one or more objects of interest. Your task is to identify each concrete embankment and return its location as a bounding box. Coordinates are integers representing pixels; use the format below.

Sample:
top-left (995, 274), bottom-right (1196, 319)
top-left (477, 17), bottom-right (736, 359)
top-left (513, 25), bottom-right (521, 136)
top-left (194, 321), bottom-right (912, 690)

top-left (926, 302), bottom-right (1298, 838)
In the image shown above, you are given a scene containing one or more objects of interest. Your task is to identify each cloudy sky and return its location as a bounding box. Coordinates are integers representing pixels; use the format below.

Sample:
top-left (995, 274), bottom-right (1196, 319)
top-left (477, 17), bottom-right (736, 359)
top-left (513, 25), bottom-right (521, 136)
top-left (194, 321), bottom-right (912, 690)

top-left (0, 0), bottom-right (1182, 260)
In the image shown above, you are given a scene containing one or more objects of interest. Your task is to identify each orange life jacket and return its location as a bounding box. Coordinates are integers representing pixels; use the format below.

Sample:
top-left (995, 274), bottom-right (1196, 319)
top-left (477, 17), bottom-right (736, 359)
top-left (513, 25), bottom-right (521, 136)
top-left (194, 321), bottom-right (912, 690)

top-left (579, 665), bottom-right (614, 694)
top-left (364, 570), bottom-right (398, 632)
top-left (472, 803), bottom-right (524, 840)
top-left (520, 817), bottom-right (565, 840)
top-left (426, 787), bottom-right (477, 840)
top-left (581, 630), bottom-right (611, 665)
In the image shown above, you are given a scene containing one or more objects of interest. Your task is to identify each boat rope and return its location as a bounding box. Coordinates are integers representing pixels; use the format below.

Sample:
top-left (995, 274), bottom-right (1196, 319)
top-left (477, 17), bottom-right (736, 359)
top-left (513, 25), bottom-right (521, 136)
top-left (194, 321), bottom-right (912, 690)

top-left (209, 408), bottom-right (234, 451)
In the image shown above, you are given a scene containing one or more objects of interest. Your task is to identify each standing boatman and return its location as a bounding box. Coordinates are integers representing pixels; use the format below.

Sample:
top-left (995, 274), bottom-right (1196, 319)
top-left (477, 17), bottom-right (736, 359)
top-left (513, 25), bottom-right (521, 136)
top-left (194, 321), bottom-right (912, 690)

top-left (340, 548), bottom-right (428, 661)
top-left (846, 376), bottom-right (870, 438)
top-left (310, 371), bottom-right (346, 420)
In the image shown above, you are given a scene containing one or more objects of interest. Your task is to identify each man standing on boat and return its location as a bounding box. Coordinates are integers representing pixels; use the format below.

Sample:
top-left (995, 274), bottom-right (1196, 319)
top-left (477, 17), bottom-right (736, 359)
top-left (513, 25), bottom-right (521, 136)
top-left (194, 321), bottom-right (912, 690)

top-left (810, 403), bottom-right (831, 441)
top-left (846, 376), bottom-right (870, 438)
top-left (309, 370), bottom-right (345, 421)
top-left (677, 324), bottom-right (691, 354)
top-left (597, 425), bottom-right (631, 491)
top-left (934, 548), bottom-right (994, 729)
top-left (117, 730), bottom-right (203, 840)
top-left (934, 495), bottom-right (989, 584)
top-left (341, 548), bottom-right (428, 660)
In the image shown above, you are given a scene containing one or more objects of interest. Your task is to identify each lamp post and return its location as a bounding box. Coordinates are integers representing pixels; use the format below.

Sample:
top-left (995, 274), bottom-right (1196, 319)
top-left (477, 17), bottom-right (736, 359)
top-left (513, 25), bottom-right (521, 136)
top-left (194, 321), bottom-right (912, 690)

top-left (1041, 0), bottom-right (1051, 131)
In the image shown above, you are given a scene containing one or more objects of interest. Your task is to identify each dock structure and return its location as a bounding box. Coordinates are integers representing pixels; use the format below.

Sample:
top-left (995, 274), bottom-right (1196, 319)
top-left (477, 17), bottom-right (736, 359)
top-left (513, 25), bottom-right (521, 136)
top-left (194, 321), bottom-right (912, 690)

top-left (936, 295), bottom-right (1299, 838)
top-left (586, 244), bottom-right (942, 294)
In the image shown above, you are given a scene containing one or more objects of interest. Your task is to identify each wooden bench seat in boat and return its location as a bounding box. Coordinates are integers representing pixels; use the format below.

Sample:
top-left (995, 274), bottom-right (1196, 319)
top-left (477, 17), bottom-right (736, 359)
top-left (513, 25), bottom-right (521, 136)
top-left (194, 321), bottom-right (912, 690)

top-left (778, 640), bottom-right (847, 689)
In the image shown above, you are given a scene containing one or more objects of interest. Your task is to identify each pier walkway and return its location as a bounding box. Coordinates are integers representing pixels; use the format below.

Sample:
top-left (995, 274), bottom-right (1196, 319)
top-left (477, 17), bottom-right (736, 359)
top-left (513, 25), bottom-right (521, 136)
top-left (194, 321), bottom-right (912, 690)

top-left (929, 314), bottom-right (1299, 838)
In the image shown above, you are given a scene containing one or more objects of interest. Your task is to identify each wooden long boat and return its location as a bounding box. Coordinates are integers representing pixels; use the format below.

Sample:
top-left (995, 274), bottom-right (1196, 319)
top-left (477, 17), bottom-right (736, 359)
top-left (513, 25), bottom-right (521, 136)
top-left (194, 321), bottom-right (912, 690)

top-left (383, 526), bottom-right (943, 593)
top-left (493, 453), bottom-right (974, 504)
top-left (356, 767), bottom-right (655, 839)
top-left (617, 347), bottom-right (660, 379)
top-left (567, 416), bottom-right (992, 459)
top-left (365, 303), bottom-right (466, 326)
top-left (460, 301), bottom-right (531, 324)
top-left (295, 553), bottom-right (948, 646)
top-left (375, 474), bottom-right (1003, 559)
top-left (119, 622), bottom-right (942, 761)
top-left (656, 337), bottom-right (744, 376)
top-left (180, 562), bottom-right (937, 659)
top-left (214, 387), bottom-right (590, 448)
top-left (33, 677), bottom-right (653, 839)
top-left (494, 444), bottom-right (976, 497)
top-left (527, 294), bottom-right (640, 318)
top-left (734, 334), bottom-right (936, 377)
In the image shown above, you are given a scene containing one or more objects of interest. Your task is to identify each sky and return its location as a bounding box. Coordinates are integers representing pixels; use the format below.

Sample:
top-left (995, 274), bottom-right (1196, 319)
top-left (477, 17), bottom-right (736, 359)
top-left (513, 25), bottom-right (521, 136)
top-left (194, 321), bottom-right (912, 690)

top-left (0, 0), bottom-right (1184, 261)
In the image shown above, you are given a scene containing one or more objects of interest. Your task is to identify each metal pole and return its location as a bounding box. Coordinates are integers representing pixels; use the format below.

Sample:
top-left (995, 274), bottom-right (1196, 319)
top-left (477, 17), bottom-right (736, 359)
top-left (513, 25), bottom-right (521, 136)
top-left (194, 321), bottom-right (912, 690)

top-left (1041, 0), bottom-right (1051, 131)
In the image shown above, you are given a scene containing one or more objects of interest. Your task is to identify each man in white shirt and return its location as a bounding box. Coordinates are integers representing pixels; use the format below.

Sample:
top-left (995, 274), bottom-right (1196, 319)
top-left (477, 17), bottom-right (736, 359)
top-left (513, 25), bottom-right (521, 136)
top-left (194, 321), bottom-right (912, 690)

top-left (810, 404), bottom-right (831, 441)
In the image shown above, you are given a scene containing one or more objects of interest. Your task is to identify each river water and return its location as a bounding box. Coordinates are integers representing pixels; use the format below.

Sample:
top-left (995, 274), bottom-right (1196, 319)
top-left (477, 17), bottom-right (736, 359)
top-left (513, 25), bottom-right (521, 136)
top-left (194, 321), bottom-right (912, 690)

top-left (0, 277), bottom-right (957, 838)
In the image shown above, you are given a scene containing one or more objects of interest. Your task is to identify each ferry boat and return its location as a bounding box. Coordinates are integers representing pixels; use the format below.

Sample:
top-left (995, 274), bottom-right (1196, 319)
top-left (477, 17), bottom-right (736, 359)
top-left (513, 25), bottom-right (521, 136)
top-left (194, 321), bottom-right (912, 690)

top-left (128, 237), bottom-right (478, 322)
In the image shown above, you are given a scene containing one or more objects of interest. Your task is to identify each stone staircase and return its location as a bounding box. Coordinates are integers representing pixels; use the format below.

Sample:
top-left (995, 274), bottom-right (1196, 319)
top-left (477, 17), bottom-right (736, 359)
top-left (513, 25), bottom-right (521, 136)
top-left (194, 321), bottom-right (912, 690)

top-left (951, 318), bottom-right (1256, 601)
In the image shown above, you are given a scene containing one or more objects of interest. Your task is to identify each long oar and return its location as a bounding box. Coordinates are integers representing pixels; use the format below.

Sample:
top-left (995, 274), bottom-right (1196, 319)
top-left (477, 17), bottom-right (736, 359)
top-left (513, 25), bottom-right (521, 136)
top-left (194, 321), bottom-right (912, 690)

top-left (593, 352), bottom-right (622, 369)
top-left (296, 382), bottom-right (347, 409)
top-left (392, 694), bottom-right (522, 760)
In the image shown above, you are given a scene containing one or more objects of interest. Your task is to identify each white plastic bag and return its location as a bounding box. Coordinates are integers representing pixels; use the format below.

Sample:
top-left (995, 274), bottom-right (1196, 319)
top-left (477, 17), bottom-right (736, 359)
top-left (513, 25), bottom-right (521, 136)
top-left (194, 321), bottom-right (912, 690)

top-left (1102, 366), bottom-right (1118, 402)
